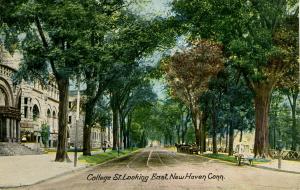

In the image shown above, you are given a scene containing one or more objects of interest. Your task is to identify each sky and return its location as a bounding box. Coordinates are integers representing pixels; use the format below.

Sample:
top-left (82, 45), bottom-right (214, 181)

top-left (129, 0), bottom-right (173, 18)
top-left (135, 0), bottom-right (177, 101)
top-left (71, 0), bottom-right (175, 100)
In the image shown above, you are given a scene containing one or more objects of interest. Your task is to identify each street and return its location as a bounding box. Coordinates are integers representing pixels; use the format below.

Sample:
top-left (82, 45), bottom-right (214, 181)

top-left (14, 147), bottom-right (300, 190)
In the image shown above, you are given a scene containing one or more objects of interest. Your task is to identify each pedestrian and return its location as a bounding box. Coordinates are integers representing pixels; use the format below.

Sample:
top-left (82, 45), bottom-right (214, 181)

top-left (102, 142), bottom-right (107, 152)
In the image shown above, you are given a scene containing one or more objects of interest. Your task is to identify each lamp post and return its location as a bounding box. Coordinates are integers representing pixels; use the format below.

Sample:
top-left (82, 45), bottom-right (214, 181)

top-left (74, 76), bottom-right (80, 167)
top-left (34, 130), bottom-right (38, 153)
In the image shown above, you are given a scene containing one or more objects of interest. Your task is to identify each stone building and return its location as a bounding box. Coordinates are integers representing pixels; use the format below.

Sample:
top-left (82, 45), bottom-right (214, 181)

top-left (68, 91), bottom-right (113, 149)
top-left (0, 49), bottom-right (59, 147)
top-left (0, 60), bottom-right (21, 143)
top-left (1, 47), bottom-right (112, 153)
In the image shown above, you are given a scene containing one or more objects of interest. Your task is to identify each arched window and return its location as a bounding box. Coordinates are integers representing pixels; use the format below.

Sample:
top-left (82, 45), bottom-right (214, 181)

top-left (0, 88), bottom-right (7, 106)
top-left (47, 109), bottom-right (51, 117)
top-left (32, 105), bottom-right (40, 121)
top-left (17, 96), bottom-right (21, 110)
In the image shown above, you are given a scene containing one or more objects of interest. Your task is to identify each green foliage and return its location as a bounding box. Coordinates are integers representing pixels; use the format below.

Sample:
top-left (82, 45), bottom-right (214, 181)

top-left (129, 122), bottom-right (147, 148)
top-left (269, 91), bottom-right (300, 149)
top-left (172, 0), bottom-right (298, 86)
top-left (203, 66), bottom-right (255, 134)
top-left (132, 99), bottom-right (188, 145)
top-left (185, 126), bottom-right (195, 144)
top-left (202, 153), bottom-right (237, 163)
top-left (203, 153), bottom-right (270, 164)
top-left (172, 0), bottom-right (298, 156)
top-left (41, 124), bottom-right (50, 147)
top-left (79, 148), bottom-right (139, 165)
top-left (2, 0), bottom-right (298, 153)
top-left (93, 96), bottom-right (112, 128)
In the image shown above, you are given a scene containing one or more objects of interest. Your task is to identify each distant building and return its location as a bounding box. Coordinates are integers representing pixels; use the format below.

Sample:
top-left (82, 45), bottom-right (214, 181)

top-left (67, 91), bottom-right (112, 149)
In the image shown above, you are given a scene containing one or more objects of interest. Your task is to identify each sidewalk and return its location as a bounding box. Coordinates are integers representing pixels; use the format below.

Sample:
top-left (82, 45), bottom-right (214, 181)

top-left (256, 159), bottom-right (300, 174)
top-left (194, 151), bottom-right (300, 174)
top-left (0, 150), bottom-right (107, 188)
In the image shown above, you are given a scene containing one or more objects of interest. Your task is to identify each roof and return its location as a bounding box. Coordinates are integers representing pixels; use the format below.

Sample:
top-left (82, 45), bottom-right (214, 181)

top-left (0, 48), bottom-right (22, 71)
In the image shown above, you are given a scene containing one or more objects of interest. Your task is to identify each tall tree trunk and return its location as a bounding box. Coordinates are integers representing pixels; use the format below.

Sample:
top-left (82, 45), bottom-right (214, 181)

top-left (181, 111), bottom-right (189, 144)
top-left (181, 125), bottom-right (185, 144)
top-left (55, 78), bottom-right (71, 162)
top-left (211, 108), bottom-right (218, 154)
top-left (123, 129), bottom-right (127, 149)
top-left (291, 104), bottom-right (296, 151)
top-left (203, 128), bottom-right (207, 152)
top-left (83, 102), bottom-right (93, 156)
top-left (201, 122), bottom-right (206, 152)
top-left (127, 114), bottom-right (132, 148)
top-left (228, 121), bottom-right (234, 156)
top-left (35, 17), bottom-right (70, 162)
top-left (199, 113), bottom-right (204, 154)
top-left (181, 124), bottom-right (187, 144)
top-left (225, 124), bottom-right (229, 153)
top-left (112, 107), bottom-right (119, 150)
top-left (202, 111), bottom-right (208, 152)
top-left (83, 77), bottom-right (103, 155)
top-left (191, 108), bottom-right (201, 147)
top-left (254, 88), bottom-right (271, 158)
top-left (176, 125), bottom-right (180, 144)
top-left (239, 129), bottom-right (243, 142)
top-left (119, 112), bottom-right (124, 150)
top-left (194, 128), bottom-right (201, 147)
top-left (287, 91), bottom-right (298, 151)
top-left (272, 102), bottom-right (278, 149)
top-left (121, 115), bottom-right (126, 149)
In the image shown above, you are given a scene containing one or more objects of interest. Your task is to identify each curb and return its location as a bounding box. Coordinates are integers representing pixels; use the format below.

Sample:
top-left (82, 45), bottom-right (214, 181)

top-left (251, 165), bottom-right (300, 175)
top-left (198, 155), bottom-right (237, 166)
top-left (0, 165), bottom-right (89, 189)
top-left (199, 154), bottom-right (300, 175)
top-left (0, 149), bottom-right (142, 189)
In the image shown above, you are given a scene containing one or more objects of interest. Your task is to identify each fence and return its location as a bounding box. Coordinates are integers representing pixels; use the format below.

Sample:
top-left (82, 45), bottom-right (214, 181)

top-left (269, 149), bottom-right (300, 160)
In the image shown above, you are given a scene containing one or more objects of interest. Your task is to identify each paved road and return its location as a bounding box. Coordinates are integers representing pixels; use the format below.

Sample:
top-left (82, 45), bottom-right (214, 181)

top-left (14, 147), bottom-right (300, 190)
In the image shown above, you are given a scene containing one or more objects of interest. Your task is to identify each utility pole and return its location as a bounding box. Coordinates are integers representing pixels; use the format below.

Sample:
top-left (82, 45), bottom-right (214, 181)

top-left (74, 76), bottom-right (80, 167)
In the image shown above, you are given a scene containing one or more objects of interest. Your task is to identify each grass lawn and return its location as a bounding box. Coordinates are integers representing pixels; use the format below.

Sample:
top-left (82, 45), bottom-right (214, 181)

top-left (79, 148), bottom-right (140, 165)
top-left (202, 153), bottom-right (271, 165)
top-left (202, 153), bottom-right (237, 163)
top-left (164, 146), bottom-right (177, 152)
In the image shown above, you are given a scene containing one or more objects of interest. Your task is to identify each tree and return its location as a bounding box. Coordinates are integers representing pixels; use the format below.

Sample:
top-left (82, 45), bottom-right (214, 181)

top-left (276, 15), bottom-right (299, 150)
top-left (172, 0), bottom-right (298, 157)
top-left (3, 0), bottom-right (98, 162)
top-left (80, 1), bottom-right (127, 156)
top-left (163, 40), bottom-right (224, 152)
top-left (41, 124), bottom-right (50, 148)
top-left (131, 99), bottom-right (183, 146)
top-left (177, 102), bottom-right (191, 144)
top-left (82, 11), bottom-right (175, 154)
top-left (108, 64), bottom-right (151, 150)
top-left (201, 75), bottom-right (227, 154)
top-left (121, 80), bottom-right (157, 148)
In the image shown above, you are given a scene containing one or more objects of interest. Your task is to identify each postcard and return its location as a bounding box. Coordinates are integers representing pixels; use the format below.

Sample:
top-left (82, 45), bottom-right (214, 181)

top-left (0, 0), bottom-right (299, 189)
